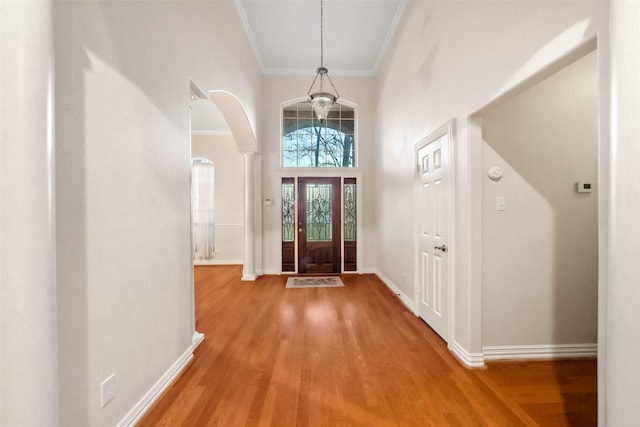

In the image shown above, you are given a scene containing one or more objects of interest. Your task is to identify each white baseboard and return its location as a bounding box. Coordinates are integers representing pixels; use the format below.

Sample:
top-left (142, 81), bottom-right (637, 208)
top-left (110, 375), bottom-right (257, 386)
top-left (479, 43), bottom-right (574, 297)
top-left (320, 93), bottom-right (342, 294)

top-left (117, 332), bottom-right (205, 427)
top-left (374, 270), bottom-right (416, 313)
top-left (449, 340), bottom-right (486, 368)
top-left (194, 260), bottom-right (243, 266)
top-left (483, 343), bottom-right (597, 361)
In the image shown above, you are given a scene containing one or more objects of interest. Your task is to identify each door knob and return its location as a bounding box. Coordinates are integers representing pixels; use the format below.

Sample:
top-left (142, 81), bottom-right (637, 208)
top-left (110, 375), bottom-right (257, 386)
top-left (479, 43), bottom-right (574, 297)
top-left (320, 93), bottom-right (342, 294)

top-left (434, 244), bottom-right (447, 252)
top-left (298, 228), bottom-right (304, 233)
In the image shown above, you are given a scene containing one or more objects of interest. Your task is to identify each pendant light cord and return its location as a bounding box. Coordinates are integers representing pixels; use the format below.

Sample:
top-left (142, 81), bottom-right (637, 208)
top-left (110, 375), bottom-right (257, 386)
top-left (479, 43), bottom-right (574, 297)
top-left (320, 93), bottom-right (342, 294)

top-left (308, 0), bottom-right (339, 100)
top-left (320, 0), bottom-right (324, 68)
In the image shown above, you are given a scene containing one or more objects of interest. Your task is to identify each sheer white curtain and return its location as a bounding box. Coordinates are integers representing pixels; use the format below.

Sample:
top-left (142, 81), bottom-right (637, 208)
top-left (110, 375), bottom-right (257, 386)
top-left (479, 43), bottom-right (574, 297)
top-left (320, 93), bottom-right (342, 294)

top-left (191, 158), bottom-right (215, 261)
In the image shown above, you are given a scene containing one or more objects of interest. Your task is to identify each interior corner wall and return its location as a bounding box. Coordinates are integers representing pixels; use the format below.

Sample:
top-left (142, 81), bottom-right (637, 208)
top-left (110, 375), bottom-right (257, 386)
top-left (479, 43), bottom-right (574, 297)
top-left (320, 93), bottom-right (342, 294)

top-left (191, 133), bottom-right (245, 264)
top-left (374, 0), bottom-right (608, 355)
top-left (1, 2), bottom-right (58, 425)
top-left (54, 2), bottom-right (261, 426)
top-left (480, 51), bottom-right (598, 347)
top-left (260, 75), bottom-right (377, 274)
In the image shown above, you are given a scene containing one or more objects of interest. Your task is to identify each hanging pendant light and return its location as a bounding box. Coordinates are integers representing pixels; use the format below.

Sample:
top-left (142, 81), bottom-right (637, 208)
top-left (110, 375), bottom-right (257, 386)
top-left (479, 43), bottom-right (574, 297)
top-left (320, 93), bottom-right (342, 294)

top-left (307, 0), bottom-right (339, 121)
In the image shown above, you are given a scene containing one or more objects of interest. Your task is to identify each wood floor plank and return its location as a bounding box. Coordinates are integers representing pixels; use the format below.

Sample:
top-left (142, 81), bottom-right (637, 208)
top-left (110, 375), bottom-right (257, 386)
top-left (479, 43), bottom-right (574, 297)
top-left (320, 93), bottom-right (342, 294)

top-left (137, 266), bottom-right (597, 427)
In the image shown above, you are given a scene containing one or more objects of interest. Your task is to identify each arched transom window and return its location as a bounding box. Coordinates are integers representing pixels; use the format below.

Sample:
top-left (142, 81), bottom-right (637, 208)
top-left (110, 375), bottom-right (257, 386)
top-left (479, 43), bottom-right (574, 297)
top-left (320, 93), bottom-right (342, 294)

top-left (282, 101), bottom-right (355, 168)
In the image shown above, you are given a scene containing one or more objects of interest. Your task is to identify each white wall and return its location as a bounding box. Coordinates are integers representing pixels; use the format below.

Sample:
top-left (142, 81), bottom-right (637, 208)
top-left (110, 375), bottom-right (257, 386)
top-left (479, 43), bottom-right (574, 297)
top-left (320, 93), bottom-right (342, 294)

top-left (607, 1), bottom-right (640, 424)
top-left (260, 75), bottom-right (377, 274)
top-left (375, 0), bottom-right (608, 360)
top-left (54, 2), bottom-right (261, 426)
top-left (192, 133), bottom-right (244, 264)
top-left (481, 52), bottom-right (598, 348)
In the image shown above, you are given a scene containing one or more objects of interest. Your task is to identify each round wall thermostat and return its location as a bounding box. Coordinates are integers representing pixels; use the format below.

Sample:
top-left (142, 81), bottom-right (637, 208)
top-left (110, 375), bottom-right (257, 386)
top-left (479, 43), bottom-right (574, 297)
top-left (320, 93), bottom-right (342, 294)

top-left (488, 166), bottom-right (503, 181)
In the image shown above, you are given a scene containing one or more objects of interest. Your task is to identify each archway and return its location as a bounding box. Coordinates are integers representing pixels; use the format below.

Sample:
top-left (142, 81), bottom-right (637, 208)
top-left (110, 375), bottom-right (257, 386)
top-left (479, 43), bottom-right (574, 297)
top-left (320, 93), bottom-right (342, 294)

top-left (208, 90), bottom-right (258, 281)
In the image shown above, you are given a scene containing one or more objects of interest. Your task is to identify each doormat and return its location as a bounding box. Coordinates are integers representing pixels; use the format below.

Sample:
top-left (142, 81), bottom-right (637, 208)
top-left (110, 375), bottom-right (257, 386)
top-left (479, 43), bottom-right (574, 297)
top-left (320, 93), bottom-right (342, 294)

top-left (285, 276), bottom-right (344, 288)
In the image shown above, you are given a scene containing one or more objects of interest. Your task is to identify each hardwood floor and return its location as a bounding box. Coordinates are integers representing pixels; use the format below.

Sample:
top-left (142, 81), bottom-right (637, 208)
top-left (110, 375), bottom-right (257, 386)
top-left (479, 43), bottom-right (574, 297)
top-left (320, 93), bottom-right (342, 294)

top-left (138, 265), bottom-right (596, 427)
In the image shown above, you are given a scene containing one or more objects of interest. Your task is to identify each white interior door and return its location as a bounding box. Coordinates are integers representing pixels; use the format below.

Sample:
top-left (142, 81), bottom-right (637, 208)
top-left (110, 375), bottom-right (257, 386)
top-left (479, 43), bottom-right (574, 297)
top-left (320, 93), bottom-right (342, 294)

top-left (415, 128), bottom-right (450, 342)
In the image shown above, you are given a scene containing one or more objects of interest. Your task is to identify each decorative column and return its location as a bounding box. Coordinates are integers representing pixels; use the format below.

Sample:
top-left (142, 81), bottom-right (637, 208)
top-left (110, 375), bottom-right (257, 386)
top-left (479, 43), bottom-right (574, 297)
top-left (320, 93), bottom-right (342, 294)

top-left (0, 0), bottom-right (58, 425)
top-left (242, 152), bottom-right (257, 281)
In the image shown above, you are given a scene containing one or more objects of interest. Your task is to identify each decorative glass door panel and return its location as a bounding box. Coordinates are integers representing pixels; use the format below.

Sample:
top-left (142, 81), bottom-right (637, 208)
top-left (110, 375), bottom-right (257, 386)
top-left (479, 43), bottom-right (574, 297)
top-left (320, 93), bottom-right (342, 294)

top-left (306, 184), bottom-right (333, 241)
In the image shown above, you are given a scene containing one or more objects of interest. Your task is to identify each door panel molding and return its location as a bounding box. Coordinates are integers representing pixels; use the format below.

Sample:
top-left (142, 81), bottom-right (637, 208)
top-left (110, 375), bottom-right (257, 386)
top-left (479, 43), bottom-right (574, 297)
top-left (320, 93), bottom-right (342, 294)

top-left (414, 120), bottom-right (455, 343)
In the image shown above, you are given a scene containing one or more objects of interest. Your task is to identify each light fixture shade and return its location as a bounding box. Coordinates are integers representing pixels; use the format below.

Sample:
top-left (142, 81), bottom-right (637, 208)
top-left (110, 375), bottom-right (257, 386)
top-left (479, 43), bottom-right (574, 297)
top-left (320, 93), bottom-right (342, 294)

top-left (309, 92), bottom-right (336, 121)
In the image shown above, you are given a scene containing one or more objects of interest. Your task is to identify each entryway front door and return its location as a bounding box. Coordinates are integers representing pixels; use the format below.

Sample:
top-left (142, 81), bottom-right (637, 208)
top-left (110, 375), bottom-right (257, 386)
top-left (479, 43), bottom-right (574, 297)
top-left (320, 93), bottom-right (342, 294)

top-left (415, 124), bottom-right (451, 342)
top-left (297, 177), bottom-right (341, 274)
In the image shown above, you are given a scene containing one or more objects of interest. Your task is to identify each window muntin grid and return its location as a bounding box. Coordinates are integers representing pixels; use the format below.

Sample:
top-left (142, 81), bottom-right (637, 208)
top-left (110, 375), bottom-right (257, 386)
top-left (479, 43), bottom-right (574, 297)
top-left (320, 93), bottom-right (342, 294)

top-left (282, 102), bottom-right (355, 168)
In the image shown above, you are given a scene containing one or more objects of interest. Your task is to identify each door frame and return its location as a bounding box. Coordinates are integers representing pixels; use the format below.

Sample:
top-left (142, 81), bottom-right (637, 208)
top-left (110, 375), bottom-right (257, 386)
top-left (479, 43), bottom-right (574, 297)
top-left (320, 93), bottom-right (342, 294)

top-left (278, 171), bottom-right (363, 274)
top-left (413, 120), bottom-right (456, 344)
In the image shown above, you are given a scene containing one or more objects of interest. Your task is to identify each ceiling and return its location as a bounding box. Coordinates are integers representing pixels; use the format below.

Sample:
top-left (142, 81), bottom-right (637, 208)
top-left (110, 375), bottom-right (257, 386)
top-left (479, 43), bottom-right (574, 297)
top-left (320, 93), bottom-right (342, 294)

top-left (192, 0), bottom-right (406, 133)
top-left (237, 0), bottom-right (407, 76)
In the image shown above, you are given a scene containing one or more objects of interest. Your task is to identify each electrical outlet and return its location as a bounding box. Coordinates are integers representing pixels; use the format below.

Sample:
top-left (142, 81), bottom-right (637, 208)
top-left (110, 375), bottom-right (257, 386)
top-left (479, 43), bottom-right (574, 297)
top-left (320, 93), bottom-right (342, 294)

top-left (100, 373), bottom-right (116, 408)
